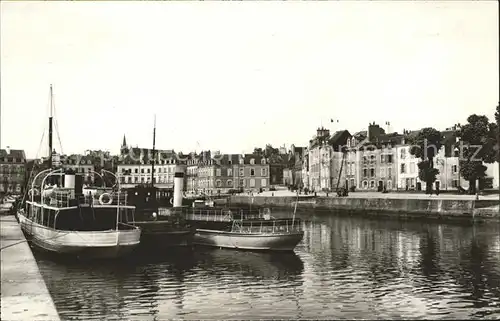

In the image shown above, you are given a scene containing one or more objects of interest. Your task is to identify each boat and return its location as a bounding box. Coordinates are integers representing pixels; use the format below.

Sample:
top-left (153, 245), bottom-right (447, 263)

top-left (16, 85), bottom-right (141, 259)
top-left (192, 191), bottom-right (304, 251)
top-left (193, 214), bottom-right (304, 251)
top-left (124, 116), bottom-right (193, 247)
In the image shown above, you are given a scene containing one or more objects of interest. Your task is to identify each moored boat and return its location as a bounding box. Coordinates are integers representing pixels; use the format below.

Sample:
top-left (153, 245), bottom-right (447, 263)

top-left (16, 85), bottom-right (141, 259)
top-left (193, 211), bottom-right (304, 251)
top-left (121, 116), bottom-right (193, 247)
top-left (18, 169), bottom-right (141, 259)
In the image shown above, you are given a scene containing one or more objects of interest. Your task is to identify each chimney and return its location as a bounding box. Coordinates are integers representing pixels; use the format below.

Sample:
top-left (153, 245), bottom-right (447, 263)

top-left (6, 146), bottom-right (10, 155)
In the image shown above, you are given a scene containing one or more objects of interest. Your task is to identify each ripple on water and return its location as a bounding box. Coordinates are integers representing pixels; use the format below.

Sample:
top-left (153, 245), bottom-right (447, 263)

top-left (34, 214), bottom-right (500, 320)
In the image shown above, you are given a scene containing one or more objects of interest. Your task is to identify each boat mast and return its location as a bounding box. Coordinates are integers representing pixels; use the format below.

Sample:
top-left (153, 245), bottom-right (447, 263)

top-left (48, 84), bottom-right (54, 169)
top-left (151, 115), bottom-right (156, 187)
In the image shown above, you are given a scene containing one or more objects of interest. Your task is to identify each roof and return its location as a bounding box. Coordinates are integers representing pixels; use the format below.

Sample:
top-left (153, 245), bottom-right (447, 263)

top-left (0, 149), bottom-right (26, 161)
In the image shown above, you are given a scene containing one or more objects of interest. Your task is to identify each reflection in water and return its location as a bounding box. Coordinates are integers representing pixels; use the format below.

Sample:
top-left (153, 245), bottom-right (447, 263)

top-left (35, 213), bottom-right (500, 320)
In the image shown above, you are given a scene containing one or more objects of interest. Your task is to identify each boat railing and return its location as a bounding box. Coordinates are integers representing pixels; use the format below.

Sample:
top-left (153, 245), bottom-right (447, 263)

top-left (117, 222), bottom-right (138, 230)
top-left (231, 218), bottom-right (302, 234)
top-left (185, 208), bottom-right (233, 222)
top-left (41, 188), bottom-right (131, 208)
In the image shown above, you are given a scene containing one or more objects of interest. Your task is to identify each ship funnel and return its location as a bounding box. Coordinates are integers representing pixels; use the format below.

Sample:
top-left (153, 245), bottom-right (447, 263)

top-left (64, 169), bottom-right (76, 189)
top-left (173, 167), bottom-right (184, 207)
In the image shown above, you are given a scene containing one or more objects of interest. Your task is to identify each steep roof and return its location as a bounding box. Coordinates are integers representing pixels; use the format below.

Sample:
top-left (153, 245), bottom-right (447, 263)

top-left (0, 149), bottom-right (26, 161)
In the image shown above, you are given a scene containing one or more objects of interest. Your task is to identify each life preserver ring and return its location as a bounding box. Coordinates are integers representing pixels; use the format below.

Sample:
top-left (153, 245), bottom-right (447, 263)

top-left (28, 188), bottom-right (40, 197)
top-left (169, 197), bottom-right (174, 205)
top-left (99, 193), bottom-right (113, 205)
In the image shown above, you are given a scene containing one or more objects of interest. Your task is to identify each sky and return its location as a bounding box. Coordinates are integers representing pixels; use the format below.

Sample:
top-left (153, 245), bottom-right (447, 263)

top-left (1, 1), bottom-right (498, 159)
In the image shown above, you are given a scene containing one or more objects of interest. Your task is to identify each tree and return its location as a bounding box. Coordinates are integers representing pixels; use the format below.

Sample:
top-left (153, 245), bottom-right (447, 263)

top-left (408, 127), bottom-right (443, 194)
top-left (457, 114), bottom-right (497, 194)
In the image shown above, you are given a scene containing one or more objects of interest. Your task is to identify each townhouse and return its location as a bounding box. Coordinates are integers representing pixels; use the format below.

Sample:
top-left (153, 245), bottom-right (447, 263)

top-left (0, 148), bottom-right (26, 194)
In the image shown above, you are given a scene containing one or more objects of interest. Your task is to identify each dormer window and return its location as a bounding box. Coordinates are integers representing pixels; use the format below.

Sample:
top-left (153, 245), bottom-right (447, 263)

top-left (261, 159), bottom-right (266, 165)
top-left (250, 158), bottom-right (255, 165)
top-left (239, 158), bottom-right (244, 165)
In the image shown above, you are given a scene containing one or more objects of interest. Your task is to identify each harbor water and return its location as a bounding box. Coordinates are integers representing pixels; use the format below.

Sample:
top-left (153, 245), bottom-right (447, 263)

top-left (33, 211), bottom-right (500, 320)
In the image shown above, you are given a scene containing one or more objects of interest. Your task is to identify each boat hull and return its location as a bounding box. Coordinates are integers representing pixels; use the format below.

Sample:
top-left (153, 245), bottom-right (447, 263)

top-left (133, 221), bottom-right (193, 247)
top-left (193, 229), bottom-right (304, 251)
top-left (18, 213), bottom-right (141, 259)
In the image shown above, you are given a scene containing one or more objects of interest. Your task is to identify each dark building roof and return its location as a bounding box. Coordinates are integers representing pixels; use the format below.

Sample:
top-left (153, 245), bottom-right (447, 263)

top-left (0, 149), bottom-right (26, 162)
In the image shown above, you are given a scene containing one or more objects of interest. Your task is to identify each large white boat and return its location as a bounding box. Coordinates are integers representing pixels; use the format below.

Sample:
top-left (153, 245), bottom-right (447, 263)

top-left (16, 85), bottom-right (141, 259)
top-left (18, 169), bottom-right (142, 259)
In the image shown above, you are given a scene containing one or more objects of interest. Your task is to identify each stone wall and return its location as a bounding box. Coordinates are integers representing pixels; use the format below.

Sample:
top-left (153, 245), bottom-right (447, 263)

top-left (229, 196), bottom-right (499, 221)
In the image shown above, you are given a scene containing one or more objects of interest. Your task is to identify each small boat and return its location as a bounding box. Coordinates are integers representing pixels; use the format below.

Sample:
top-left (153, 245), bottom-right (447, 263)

top-left (16, 85), bottom-right (141, 259)
top-left (193, 209), bottom-right (304, 251)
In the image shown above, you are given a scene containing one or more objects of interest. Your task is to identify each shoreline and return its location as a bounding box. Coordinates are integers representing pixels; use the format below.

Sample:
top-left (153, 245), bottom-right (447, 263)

top-left (229, 195), bottom-right (500, 222)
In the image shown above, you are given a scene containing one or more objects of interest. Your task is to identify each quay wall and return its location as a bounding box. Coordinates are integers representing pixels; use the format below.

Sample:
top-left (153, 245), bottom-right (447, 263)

top-left (229, 196), bottom-right (500, 221)
top-left (1, 216), bottom-right (60, 321)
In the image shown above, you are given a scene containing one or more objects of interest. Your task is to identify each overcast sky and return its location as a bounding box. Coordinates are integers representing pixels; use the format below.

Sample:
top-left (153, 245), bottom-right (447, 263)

top-left (1, 1), bottom-right (498, 159)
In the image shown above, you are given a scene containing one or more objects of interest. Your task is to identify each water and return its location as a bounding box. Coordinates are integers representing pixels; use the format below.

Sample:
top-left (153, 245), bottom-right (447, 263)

top-left (33, 212), bottom-right (500, 320)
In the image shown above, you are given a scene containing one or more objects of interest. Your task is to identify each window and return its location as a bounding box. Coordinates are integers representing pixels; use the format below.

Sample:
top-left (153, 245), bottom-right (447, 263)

top-left (227, 179), bottom-right (233, 187)
top-left (380, 155), bottom-right (385, 163)
top-left (216, 169), bottom-right (221, 177)
top-left (370, 168), bottom-right (375, 177)
top-left (135, 177), bottom-right (138, 182)
top-left (387, 155), bottom-right (393, 163)
top-left (147, 169), bottom-right (151, 173)
top-left (141, 169), bottom-right (144, 174)
top-left (380, 168), bottom-right (385, 177)
top-left (239, 179), bottom-right (245, 187)
top-left (362, 180), bottom-right (368, 188)
top-left (400, 148), bottom-right (406, 159)
top-left (452, 165), bottom-right (458, 174)
top-left (401, 164), bottom-right (406, 174)
top-left (261, 159), bottom-right (266, 165)
top-left (387, 180), bottom-right (392, 190)
top-left (239, 158), bottom-right (244, 165)
top-left (250, 158), bottom-right (255, 165)
top-left (388, 168), bottom-right (392, 177)
top-left (250, 169), bottom-right (255, 176)
top-left (261, 168), bottom-right (267, 176)
top-left (363, 168), bottom-right (368, 177)
top-left (410, 163), bottom-right (415, 174)
top-left (128, 177), bottom-right (132, 183)
top-left (134, 168), bottom-right (138, 173)
top-left (250, 179), bottom-right (255, 187)
top-left (370, 180), bottom-right (375, 188)
top-left (452, 179), bottom-right (458, 187)
top-left (239, 168), bottom-right (244, 176)
top-left (228, 168), bottom-right (233, 176)
top-left (261, 178), bottom-right (267, 187)
top-left (216, 180), bottom-right (222, 187)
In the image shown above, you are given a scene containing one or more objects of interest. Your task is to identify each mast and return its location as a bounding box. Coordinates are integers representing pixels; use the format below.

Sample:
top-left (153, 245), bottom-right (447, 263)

top-left (151, 115), bottom-right (156, 187)
top-left (48, 84), bottom-right (53, 169)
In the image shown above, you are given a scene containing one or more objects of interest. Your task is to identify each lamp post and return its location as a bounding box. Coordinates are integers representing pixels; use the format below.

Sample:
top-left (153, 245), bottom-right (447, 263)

top-left (454, 147), bottom-right (460, 189)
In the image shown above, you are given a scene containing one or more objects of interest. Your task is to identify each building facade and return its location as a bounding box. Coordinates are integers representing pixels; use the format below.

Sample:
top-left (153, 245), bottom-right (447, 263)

top-left (0, 149), bottom-right (26, 194)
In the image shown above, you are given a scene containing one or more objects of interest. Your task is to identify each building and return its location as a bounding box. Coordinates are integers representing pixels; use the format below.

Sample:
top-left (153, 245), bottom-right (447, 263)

top-left (351, 123), bottom-right (402, 191)
top-left (232, 154), bottom-right (270, 192)
top-left (117, 149), bottom-right (179, 189)
top-left (308, 127), bottom-right (351, 192)
top-left (0, 148), bottom-right (26, 195)
top-left (60, 154), bottom-right (96, 183)
top-left (186, 153), bottom-right (201, 194)
top-left (301, 151), bottom-right (310, 190)
top-left (290, 145), bottom-right (306, 188)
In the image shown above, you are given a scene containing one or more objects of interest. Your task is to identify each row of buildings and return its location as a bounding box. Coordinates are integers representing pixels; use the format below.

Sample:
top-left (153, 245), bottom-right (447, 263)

top-left (1, 122), bottom-right (499, 195)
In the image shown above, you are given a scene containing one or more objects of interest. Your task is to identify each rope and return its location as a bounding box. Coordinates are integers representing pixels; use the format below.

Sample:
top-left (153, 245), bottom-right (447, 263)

top-left (0, 228), bottom-right (71, 251)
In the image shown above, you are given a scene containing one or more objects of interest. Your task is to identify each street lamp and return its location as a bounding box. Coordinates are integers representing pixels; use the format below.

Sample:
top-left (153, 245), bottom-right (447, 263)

top-left (454, 147), bottom-right (460, 189)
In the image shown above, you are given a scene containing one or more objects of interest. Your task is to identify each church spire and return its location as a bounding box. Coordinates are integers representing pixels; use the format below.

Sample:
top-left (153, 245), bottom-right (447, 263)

top-left (122, 134), bottom-right (127, 148)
